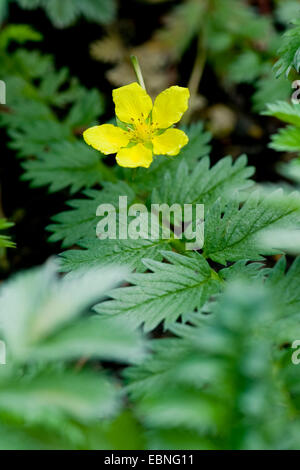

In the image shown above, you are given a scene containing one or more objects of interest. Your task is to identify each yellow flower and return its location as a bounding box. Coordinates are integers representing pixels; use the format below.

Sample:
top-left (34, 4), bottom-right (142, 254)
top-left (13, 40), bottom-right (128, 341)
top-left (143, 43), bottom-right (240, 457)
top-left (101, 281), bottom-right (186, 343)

top-left (83, 82), bottom-right (190, 168)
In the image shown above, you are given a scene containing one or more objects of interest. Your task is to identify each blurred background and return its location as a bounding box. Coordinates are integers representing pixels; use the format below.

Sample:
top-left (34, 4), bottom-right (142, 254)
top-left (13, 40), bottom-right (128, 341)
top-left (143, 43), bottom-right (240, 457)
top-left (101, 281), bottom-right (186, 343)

top-left (2, 0), bottom-right (300, 451)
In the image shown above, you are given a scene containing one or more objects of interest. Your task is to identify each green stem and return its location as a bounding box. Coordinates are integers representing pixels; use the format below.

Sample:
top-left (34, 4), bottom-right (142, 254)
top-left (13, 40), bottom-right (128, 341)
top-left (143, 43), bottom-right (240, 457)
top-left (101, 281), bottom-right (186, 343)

top-left (182, 33), bottom-right (206, 125)
top-left (130, 55), bottom-right (146, 91)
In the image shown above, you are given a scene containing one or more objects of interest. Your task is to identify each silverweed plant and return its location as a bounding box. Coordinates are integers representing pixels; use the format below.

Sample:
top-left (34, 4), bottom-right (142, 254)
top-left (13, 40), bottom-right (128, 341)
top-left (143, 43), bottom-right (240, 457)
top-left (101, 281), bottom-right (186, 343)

top-left (2, 3), bottom-right (300, 451)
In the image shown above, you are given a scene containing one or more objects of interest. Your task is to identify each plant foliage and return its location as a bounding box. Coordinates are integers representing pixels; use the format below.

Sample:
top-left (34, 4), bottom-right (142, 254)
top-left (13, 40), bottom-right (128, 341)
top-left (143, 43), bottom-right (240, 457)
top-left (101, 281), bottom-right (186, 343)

top-left (0, 261), bottom-right (146, 449)
top-left (0, 219), bottom-right (15, 248)
top-left (2, 1), bottom-right (300, 451)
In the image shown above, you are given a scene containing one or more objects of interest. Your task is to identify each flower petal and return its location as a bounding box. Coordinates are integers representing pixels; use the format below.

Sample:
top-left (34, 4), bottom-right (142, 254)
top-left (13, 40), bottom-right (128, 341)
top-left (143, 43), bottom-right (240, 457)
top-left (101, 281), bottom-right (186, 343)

top-left (152, 86), bottom-right (190, 129)
top-left (152, 128), bottom-right (189, 156)
top-left (116, 143), bottom-right (153, 168)
top-left (113, 82), bottom-right (153, 124)
top-left (83, 124), bottom-right (129, 155)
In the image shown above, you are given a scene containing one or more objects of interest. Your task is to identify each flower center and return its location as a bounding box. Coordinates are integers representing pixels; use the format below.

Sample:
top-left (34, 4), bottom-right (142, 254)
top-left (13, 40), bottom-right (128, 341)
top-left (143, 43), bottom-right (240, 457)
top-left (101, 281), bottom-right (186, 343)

top-left (128, 118), bottom-right (156, 144)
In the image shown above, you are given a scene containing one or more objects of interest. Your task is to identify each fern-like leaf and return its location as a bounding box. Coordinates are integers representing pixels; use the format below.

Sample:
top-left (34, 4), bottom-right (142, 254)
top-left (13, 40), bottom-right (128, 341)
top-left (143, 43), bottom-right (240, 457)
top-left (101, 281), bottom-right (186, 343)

top-left (95, 251), bottom-right (221, 332)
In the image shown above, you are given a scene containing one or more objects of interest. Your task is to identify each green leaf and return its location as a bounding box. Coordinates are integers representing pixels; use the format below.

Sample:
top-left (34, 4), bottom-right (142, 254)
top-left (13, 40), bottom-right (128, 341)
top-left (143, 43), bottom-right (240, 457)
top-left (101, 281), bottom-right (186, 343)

top-left (5, 49), bottom-right (53, 80)
top-left (0, 24), bottom-right (42, 49)
top-left (263, 256), bottom-right (300, 341)
top-left (65, 88), bottom-right (105, 129)
top-left (95, 251), bottom-right (221, 332)
top-left (276, 1), bottom-right (300, 25)
top-left (252, 72), bottom-right (291, 112)
top-left (32, 316), bottom-right (146, 364)
top-left (16, 0), bottom-right (117, 28)
top-left (77, 0), bottom-right (117, 25)
top-left (203, 190), bottom-right (300, 264)
top-left (0, 369), bottom-right (119, 423)
top-left (0, 219), bottom-right (15, 249)
top-left (274, 19), bottom-right (300, 77)
top-left (60, 237), bottom-right (172, 274)
top-left (21, 141), bottom-right (106, 193)
top-left (43, 0), bottom-right (79, 28)
top-left (51, 153), bottom-right (254, 274)
top-left (0, 99), bottom-right (54, 130)
top-left (7, 121), bottom-right (72, 158)
top-left (0, 422), bottom-right (78, 450)
top-left (0, 259), bottom-right (141, 361)
top-left (132, 123), bottom-right (211, 191)
top-left (269, 125), bottom-right (300, 152)
top-left (0, 259), bottom-right (146, 449)
top-left (48, 182), bottom-right (135, 246)
top-left (227, 51), bottom-right (262, 84)
top-left (125, 278), bottom-right (291, 450)
top-left (278, 159), bottom-right (300, 184)
top-left (17, 0), bottom-right (42, 8)
top-left (263, 101), bottom-right (300, 127)
top-left (0, 0), bottom-right (8, 25)
top-left (152, 155), bottom-right (254, 207)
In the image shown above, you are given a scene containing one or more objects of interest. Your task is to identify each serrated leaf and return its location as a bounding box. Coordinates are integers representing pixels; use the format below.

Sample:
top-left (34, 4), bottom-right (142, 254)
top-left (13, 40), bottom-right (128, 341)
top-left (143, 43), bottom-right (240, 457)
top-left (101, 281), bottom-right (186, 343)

top-left (48, 182), bottom-right (135, 246)
top-left (17, 0), bottom-right (42, 8)
top-left (228, 51), bottom-right (262, 84)
top-left (95, 251), bottom-right (221, 332)
top-left (0, 369), bottom-right (119, 423)
top-left (0, 258), bottom-right (146, 450)
top-left (77, 0), bottom-right (117, 25)
top-left (124, 278), bottom-right (286, 450)
top-left (51, 153), bottom-right (254, 275)
top-left (274, 19), bottom-right (300, 77)
top-left (43, 0), bottom-right (79, 28)
top-left (263, 256), bottom-right (300, 341)
top-left (0, 24), bottom-right (42, 49)
top-left (21, 141), bottom-right (106, 193)
top-left (278, 159), bottom-right (300, 184)
top-left (0, 260), bottom-right (132, 360)
top-left (16, 0), bottom-right (117, 28)
top-left (203, 190), bottom-right (300, 264)
top-left (252, 72), bottom-right (291, 112)
top-left (263, 101), bottom-right (300, 127)
top-left (152, 155), bottom-right (254, 207)
top-left (65, 88), bottom-right (105, 129)
top-left (269, 125), bottom-right (300, 152)
top-left (59, 237), bottom-right (172, 274)
top-left (0, 219), bottom-right (15, 249)
top-left (0, 99), bottom-right (54, 130)
top-left (276, 1), bottom-right (300, 25)
top-left (31, 316), bottom-right (146, 364)
top-left (7, 121), bottom-right (72, 158)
